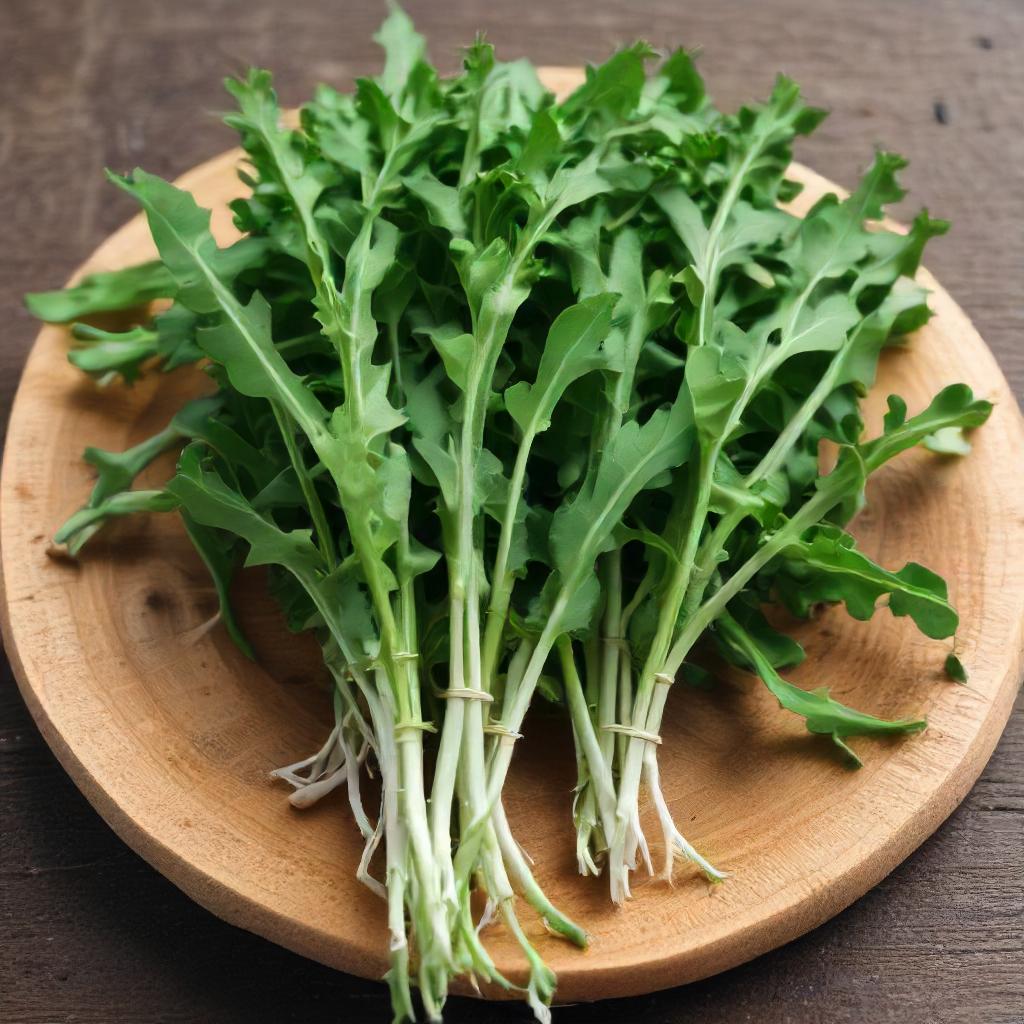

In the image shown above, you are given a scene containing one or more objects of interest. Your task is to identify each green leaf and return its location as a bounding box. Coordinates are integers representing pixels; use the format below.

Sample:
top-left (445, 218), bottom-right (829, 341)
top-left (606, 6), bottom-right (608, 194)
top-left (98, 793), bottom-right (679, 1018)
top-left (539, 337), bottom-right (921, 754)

top-left (404, 170), bottom-right (466, 235)
top-left (773, 525), bottom-right (958, 639)
top-left (770, 292), bottom-right (860, 364)
top-left (198, 291), bottom-right (329, 429)
top-left (862, 384), bottom-right (992, 472)
top-left (452, 237), bottom-right (512, 320)
top-left (560, 42), bottom-right (655, 124)
top-left (613, 523), bottom-right (681, 570)
top-left (504, 293), bottom-right (619, 434)
top-left (320, 564), bottom-right (379, 659)
top-left (684, 321), bottom-right (752, 440)
top-left (528, 571), bottom-right (602, 637)
top-left (67, 323), bottom-right (160, 384)
top-left (455, 41), bottom-right (547, 185)
top-left (792, 151), bottom-right (908, 288)
top-left (518, 108), bottom-right (561, 187)
top-left (54, 489), bottom-right (179, 555)
top-left (41, 35), bottom-right (988, 1010)
top-left (721, 598), bottom-right (805, 669)
top-left (26, 260), bottom-right (175, 322)
top-left (373, 4), bottom-right (427, 100)
top-left (415, 321), bottom-right (475, 392)
top-left (655, 187), bottom-right (708, 265)
top-left (679, 662), bottom-right (718, 690)
top-left (181, 513), bottom-right (254, 658)
top-left (654, 48), bottom-right (706, 114)
top-left (719, 612), bottom-right (926, 768)
top-left (412, 436), bottom-right (458, 509)
top-left (88, 396), bottom-right (222, 503)
top-left (111, 170), bottom-right (331, 445)
top-left (355, 76), bottom-right (404, 152)
top-left (154, 304), bottom-right (204, 371)
top-left (550, 397), bottom-right (694, 588)
top-left (54, 395), bottom-right (224, 554)
top-left (836, 279), bottom-right (933, 391)
top-left (168, 444), bottom-right (324, 575)
top-left (944, 652), bottom-right (968, 684)
top-left (403, 364), bottom-right (453, 445)
top-left (169, 445), bottom-right (380, 662)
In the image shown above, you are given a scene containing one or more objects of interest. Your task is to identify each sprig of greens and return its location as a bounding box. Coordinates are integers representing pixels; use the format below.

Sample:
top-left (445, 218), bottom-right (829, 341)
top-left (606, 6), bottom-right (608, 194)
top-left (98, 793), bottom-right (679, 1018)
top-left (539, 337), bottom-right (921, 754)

top-left (28, 7), bottom-right (990, 1020)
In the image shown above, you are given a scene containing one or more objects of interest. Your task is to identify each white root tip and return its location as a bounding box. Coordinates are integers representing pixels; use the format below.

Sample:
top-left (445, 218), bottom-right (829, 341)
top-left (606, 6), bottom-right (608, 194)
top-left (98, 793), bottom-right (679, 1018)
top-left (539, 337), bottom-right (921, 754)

top-left (527, 988), bottom-right (552, 1024)
top-left (287, 769), bottom-right (347, 808)
top-left (476, 898), bottom-right (498, 935)
top-left (181, 610), bottom-right (222, 646)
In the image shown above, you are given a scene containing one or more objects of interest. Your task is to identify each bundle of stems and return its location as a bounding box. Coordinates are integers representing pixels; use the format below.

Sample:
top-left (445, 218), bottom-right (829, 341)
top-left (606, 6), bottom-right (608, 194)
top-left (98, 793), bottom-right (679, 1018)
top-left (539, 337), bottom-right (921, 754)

top-left (28, 9), bottom-right (989, 1021)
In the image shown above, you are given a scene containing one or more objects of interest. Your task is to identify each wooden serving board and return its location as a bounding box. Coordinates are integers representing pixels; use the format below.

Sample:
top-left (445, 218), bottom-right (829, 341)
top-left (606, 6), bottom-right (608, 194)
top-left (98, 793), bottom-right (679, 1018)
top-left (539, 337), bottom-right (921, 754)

top-left (2, 68), bottom-right (1023, 1003)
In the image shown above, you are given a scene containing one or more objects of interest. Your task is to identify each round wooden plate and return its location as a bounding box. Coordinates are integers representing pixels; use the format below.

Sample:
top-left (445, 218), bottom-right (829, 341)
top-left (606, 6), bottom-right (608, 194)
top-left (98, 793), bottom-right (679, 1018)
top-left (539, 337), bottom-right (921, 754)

top-left (3, 68), bottom-right (1023, 1004)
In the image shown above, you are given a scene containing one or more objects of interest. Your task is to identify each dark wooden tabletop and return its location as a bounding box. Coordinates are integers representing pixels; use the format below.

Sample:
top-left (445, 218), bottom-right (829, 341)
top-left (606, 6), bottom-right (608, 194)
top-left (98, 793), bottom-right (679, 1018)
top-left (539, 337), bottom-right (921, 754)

top-left (2, 1), bottom-right (1021, 1022)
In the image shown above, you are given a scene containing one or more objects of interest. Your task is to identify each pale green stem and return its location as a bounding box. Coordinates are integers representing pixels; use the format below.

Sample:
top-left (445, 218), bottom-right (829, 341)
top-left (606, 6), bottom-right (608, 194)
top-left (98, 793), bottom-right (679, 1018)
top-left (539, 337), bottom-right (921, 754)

top-left (270, 403), bottom-right (336, 568)
top-left (431, 591), bottom-right (465, 904)
top-left (490, 798), bottom-right (589, 946)
top-left (480, 423), bottom-right (536, 691)
top-left (597, 556), bottom-right (623, 771)
top-left (695, 126), bottom-right (772, 347)
top-left (558, 636), bottom-right (619, 843)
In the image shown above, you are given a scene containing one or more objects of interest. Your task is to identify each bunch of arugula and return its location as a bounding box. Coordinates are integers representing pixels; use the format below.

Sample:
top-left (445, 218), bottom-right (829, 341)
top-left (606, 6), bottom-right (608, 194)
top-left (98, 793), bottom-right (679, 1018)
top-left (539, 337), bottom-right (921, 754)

top-left (26, 8), bottom-right (990, 1021)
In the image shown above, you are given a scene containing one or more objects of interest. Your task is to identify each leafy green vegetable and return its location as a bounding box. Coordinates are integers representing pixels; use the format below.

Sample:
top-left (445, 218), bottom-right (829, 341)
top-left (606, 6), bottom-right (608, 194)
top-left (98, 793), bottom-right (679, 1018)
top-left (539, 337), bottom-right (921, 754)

top-left (718, 611), bottom-right (926, 767)
top-left (64, 304), bottom-right (204, 384)
top-left (26, 260), bottom-right (175, 322)
top-left (944, 652), bottom-right (969, 684)
top-left (771, 524), bottom-right (958, 639)
top-left (29, 9), bottom-right (990, 1020)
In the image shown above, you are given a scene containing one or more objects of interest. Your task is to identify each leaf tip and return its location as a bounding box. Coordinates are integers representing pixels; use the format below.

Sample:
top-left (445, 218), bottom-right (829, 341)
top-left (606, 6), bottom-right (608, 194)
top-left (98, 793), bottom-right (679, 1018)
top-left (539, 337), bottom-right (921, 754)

top-left (944, 652), bottom-right (968, 684)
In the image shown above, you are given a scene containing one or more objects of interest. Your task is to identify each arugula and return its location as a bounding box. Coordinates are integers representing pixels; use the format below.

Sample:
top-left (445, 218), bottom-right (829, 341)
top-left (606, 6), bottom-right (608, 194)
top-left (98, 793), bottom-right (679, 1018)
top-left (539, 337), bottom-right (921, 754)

top-left (26, 260), bottom-right (175, 322)
top-left (29, 9), bottom-right (991, 1020)
top-left (718, 610), bottom-right (926, 767)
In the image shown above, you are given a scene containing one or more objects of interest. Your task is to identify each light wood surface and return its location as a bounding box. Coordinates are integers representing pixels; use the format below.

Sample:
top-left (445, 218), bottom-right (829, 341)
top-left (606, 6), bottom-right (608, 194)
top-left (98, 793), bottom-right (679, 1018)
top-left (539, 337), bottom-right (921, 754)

top-left (2, 66), bottom-right (1022, 1004)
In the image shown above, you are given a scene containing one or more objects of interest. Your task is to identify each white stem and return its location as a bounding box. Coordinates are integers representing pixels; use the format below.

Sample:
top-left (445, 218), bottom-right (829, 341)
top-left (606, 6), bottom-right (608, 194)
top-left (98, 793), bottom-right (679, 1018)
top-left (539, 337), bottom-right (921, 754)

top-left (597, 556), bottom-right (623, 770)
top-left (338, 715), bottom-right (374, 838)
top-left (643, 743), bottom-right (726, 882)
top-left (431, 592), bottom-right (465, 907)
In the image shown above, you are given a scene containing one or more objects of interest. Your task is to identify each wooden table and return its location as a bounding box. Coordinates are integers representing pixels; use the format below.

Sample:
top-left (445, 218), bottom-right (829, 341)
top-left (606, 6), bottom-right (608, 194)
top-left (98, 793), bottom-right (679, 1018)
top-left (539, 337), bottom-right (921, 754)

top-left (1, 1), bottom-right (1020, 1021)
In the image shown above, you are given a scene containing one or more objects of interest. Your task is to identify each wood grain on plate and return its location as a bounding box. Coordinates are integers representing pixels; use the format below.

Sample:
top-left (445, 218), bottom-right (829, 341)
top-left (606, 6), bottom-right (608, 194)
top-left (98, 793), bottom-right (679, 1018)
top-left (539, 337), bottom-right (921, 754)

top-left (2, 65), bottom-right (1022, 1004)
